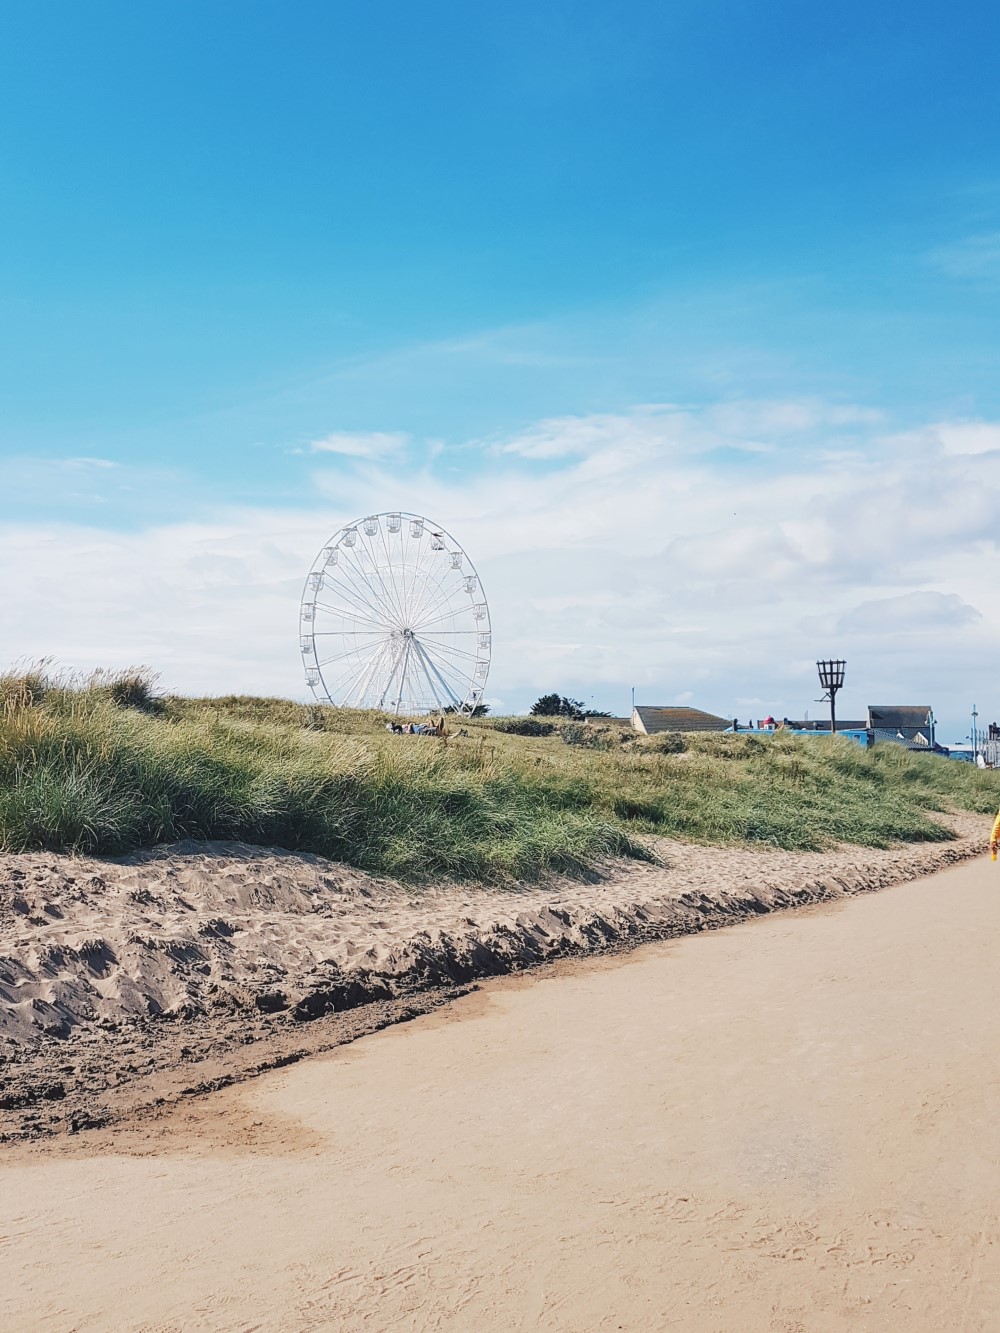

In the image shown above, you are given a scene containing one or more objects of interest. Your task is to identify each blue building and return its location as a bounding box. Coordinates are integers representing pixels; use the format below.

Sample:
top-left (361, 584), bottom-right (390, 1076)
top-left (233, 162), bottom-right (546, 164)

top-left (725, 705), bottom-right (940, 753)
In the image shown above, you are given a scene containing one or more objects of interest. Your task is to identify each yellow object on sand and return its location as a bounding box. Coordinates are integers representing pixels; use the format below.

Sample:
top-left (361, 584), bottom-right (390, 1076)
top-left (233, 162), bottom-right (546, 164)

top-left (991, 809), bottom-right (1000, 860)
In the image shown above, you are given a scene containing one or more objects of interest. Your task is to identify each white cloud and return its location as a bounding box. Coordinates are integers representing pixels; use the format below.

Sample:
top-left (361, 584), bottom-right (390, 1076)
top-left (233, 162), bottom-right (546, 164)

top-left (704, 399), bottom-right (882, 436)
top-left (821, 592), bottom-right (982, 636)
top-left (2, 400), bottom-right (999, 733)
top-left (308, 431), bottom-right (408, 459)
top-left (882, 419), bottom-right (1000, 459)
top-left (496, 409), bottom-right (675, 460)
top-left (0, 511), bottom-right (327, 697)
top-left (494, 398), bottom-right (883, 464)
top-left (935, 421), bottom-right (1000, 456)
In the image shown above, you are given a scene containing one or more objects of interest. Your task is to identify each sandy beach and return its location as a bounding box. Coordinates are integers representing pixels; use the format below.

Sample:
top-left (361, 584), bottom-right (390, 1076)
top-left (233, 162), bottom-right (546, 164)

top-left (0, 816), bottom-right (988, 1138)
top-left (3, 849), bottom-right (1000, 1330)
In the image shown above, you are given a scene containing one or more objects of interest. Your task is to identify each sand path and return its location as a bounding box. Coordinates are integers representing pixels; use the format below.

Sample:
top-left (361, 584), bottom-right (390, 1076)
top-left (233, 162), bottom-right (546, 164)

top-left (3, 854), bottom-right (1000, 1330)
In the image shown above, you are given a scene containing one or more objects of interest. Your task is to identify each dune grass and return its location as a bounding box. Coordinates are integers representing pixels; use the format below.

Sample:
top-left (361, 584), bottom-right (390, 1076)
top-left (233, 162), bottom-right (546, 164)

top-left (1, 668), bottom-right (998, 881)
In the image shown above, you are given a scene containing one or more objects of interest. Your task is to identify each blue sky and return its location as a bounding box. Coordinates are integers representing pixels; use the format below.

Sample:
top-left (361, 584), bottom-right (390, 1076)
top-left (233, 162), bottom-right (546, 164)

top-left (2, 1), bottom-right (999, 735)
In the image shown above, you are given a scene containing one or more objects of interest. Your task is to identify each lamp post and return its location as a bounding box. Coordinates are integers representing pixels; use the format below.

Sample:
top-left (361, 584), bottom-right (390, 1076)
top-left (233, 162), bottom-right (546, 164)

top-left (817, 659), bottom-right (846, 735)
top-left (972, 704), bottom-right (979, 764)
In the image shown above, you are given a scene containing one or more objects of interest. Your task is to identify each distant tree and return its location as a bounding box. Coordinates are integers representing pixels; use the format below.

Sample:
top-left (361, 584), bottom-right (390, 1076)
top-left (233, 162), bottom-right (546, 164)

top-left (530, 693), bottom-right (565, 717)
top-left (443, 703), bottom-right (490, 717)
top-left (529, 693), bottom-right (598, 720)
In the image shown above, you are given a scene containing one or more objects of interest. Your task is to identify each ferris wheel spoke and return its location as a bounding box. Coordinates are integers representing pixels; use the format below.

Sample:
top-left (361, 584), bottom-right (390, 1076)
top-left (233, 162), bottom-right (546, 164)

top-left (400, 639), bottom-right (423, 713)
top-left (350, 637), bottom-right (396, 707)
top-left (380, 528), bottom-right (413, 630)
top-left (410, 584), bottom-right (468, 630)
top-left (410, 540), bottom-right (478, 626)
top-left (315, 639), bottom-right (388, 669)
top-left (319, 656), bottom-right (380, 702)
top-left (418, 641), bottom-right (477, 693)
top-left (321, 659), bottom-right (370, 710)
top-left (319, 567), bottom-right (396, 630)
top-left (419, 659), bottom-right (454, 712)
top-left (397, 528), bottom-right (423, 624)
top-left (432, 657), bottom-right (478, 698)
top-left (410, 645), bottom-right (445, 710)
top-left (340, 537), bottom-right (405, 623)
top-left (413, 606), bottom-right (477, 637)
top-left (316, 638), bottom-right (389, 670)
top-left (313, 601), bottom-right (389, 632)
top-left (356, 527), bottom-right (408, 628)
top-left (402, 521), bottom-right (446, 624)
top-left (322, 637), bottom-right (392, 706)
top-left (412, 605), bottom-right (480, 634)
top-left (408, 577), bottom-right (458, 633)
top-left (416, 635), bottom-right (480, 663)
top-left (335, 550), bottom-right (402, 631)
top-left (320, 557), bottom-right (382, 610)
top-left (320, 664), bottom-right (368, 701)
top-left (412, 564), bottom-right (478, 621)
top-left (419, 649), bottom-right (479, 676)
top-left (378, 636), bottom-right (410, 713)
top-left (405, 542), bottom-right (456, 626)
top-left (418, 627), bottom-right (479, 637)
top-left (374, 522), bottom-right (409, 627)
top-left (411, 639), bottom-right (464, 710)
top-left (418, 654), bottom-right (479, 687)
top-left (321, 561), bottom-right (384, 624)
top-left (392, 526), bottom-right (416, 624)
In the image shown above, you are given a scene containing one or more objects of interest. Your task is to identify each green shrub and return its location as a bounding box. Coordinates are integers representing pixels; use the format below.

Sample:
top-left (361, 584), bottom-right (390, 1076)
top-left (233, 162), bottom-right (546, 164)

top-left (492, 717), bottom-right (556, 737)
top-left (642, 731), bottom-right (687, 754)
top-left (561, 723), bottom-right (631, 749)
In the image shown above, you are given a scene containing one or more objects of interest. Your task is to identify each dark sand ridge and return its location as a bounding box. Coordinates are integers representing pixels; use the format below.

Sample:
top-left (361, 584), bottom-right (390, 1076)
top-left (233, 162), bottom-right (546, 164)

top-left (4, 851), bottom-right (1000, 1330)
top-left (0, 813), bottom-right (990, 1140)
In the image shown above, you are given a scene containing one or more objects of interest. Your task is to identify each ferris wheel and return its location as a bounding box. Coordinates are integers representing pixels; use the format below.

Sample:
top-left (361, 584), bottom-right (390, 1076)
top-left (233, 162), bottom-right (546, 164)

top-left (300, 512), bottom-right (491, 715)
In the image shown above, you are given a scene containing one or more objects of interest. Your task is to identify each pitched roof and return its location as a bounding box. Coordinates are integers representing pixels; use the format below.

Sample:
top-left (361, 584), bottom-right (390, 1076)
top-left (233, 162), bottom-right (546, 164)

top-left (633, 706), bottom-right (730, 734)
top-left (867, 705), bottom-right (933, 730)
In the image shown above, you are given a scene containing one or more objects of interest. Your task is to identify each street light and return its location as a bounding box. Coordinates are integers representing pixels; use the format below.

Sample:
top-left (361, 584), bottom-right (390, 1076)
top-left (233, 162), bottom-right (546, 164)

top-left (972, 704), bottom-right (979, 764)
top-left (817, 659), bottom-right (846, 735)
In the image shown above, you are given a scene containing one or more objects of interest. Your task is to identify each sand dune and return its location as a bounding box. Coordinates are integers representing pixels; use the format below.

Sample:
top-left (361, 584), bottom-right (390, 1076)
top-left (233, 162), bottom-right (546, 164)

top-left (0, 814), bottom-right (989, 1139)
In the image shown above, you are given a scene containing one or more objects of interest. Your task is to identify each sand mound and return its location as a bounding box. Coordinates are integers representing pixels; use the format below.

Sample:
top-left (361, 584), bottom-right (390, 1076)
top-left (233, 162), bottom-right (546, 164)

top-left (2, 817), bottom-right (988, 1048)
top-left (0, 815), bottom-right (989, 1137)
